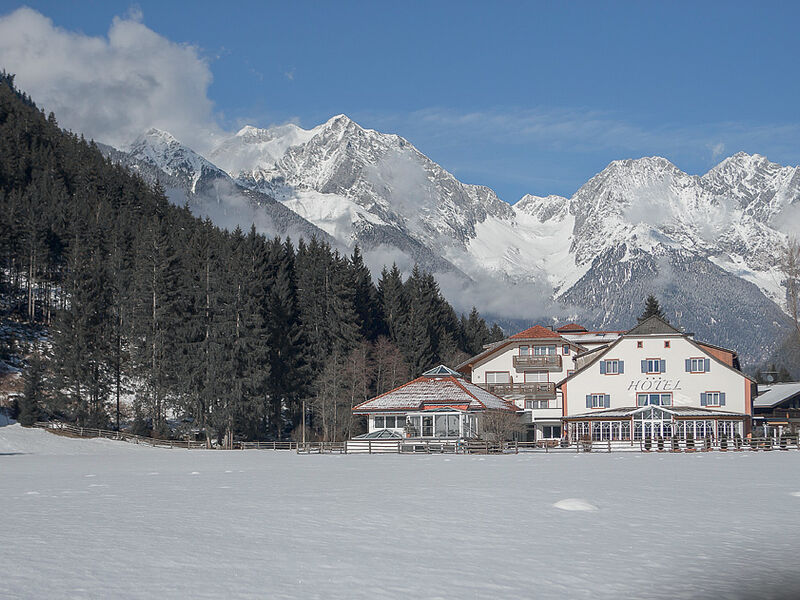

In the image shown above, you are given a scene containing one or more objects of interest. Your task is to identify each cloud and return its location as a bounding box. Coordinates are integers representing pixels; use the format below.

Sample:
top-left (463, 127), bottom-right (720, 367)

top-left (0, 7), bottom-right (223, 152)
top-left (709, 142), bottom-right (726, 160)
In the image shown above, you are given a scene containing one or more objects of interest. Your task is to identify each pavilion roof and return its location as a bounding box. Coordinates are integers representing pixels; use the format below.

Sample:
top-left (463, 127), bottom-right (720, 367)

top-left (353, 376), bottom-right (516, 414)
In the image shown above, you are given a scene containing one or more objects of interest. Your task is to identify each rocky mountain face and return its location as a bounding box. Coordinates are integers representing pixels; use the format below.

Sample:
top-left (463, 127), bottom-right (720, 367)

top-left (110, 119), bottom-right (799, 366)
top-left (102, 130), bottom-right (333, 244)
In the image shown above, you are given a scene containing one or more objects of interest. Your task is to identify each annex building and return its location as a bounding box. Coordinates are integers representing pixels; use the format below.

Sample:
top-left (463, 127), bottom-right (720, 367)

top-left (352, 365), bottom-right (517, 440)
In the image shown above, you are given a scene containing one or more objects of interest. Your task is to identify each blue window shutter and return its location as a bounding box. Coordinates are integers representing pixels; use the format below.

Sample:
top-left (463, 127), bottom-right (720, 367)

top-left (604, 394), bottom-right (611, 408)
top-left (600, 361), bottom-right (606, 374)
top-left (720, 392), bottom-right (726, 406)
top-left (586, 395), bottom-right (592, 408)
top-left (685, 358), bottom-right (691, 372)
top-left (641, 360), bottom-right (647, 373)
top-left (700, 393), bottom-right (707, 406)
top-left (619, 360), bottom-right (624, 374)
top-left (704, 358), bottom-right (710, 372)
top-left (659, 359), bottom-right (666, 373)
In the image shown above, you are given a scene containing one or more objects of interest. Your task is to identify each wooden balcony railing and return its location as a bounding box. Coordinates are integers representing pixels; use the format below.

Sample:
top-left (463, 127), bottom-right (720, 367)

top-left (481, 381), bottom-right (556, 400)
top-left (513, 354), bottom-right (562, 370)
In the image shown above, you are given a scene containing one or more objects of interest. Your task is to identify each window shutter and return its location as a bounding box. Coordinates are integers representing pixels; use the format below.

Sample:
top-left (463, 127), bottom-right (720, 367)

top-left (619, 360), bottom-right (624, 374)
top-left (641, 360), bottom-right (647, 373)
top-left (704, 358), bottom-right (710, 372)
top-left (685, 358), bottom-right (691, 372)
top-left (600, 361), bottom-right (606, 374)
top-left (586, 395), bottom-right (592, 408)
top-left (604, 394), bottom-right (611, 408)
top-left (700, 393), bottom-right (707, 406)
top-left (719, 392), bottom-right (726, 406)
top-left (659, 359), bottom-right (666, 373)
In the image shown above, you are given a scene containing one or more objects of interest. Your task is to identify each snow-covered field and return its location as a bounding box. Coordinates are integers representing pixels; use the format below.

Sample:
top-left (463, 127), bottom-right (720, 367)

top-left (2, 424), bottom-right (800, 600)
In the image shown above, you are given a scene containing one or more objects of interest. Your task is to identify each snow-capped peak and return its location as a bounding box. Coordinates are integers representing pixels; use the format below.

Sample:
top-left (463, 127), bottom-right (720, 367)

top-left (129, 128), bottom-right (223, 194)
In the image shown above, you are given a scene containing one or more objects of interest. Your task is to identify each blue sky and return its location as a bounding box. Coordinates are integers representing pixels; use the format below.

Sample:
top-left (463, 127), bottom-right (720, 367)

top-left (1, 1), bottom-right (799, 201)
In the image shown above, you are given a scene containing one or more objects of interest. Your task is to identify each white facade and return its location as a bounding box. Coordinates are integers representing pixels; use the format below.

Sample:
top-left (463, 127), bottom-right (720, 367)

top-left (560, 319), bottom-right (754, 441)
top-left (460, 326), bottom-right (584, 441)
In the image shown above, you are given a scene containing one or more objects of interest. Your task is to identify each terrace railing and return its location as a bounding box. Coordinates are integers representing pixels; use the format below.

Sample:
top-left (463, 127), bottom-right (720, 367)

top-left (513, 354), bottom-right (562, 370)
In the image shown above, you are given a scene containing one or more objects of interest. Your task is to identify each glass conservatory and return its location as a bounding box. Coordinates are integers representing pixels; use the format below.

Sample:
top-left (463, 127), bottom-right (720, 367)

top-left (565, 405), bottom-right (744, 442)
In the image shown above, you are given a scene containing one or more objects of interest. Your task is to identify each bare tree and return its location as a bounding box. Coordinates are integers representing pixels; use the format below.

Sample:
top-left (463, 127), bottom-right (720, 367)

top-left (480, 409), bottom-right (524, 441)
top-left (782, 238), bottom-right (800, 340)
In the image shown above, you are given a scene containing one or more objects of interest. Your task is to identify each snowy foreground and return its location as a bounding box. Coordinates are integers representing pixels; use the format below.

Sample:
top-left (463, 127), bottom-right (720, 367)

top-left (2, 425), bottom-right (800, 600)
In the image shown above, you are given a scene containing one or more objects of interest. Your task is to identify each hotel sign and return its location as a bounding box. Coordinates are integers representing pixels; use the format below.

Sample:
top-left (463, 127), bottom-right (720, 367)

top-left (627, 379), bottom-right (682, 392)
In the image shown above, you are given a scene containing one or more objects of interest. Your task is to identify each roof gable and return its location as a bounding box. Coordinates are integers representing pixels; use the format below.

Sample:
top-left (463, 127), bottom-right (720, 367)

top-left (625, 315), bottom-right (683, 336)
top-left (510, 325), bottom-right (562, 340)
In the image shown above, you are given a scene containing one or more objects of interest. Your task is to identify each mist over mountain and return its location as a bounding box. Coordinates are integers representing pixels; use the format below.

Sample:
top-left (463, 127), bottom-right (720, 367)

top-left (109, 116), bottom-right (798, 366)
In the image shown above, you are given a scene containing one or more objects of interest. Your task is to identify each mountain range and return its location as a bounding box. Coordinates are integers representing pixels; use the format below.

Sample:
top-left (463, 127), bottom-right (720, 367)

top-left (102, 115), bottom-right (800, 367)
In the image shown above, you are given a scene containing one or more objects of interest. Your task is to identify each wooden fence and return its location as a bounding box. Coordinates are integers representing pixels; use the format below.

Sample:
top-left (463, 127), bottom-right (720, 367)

top-left (31, 422), bottom-right (800, 455)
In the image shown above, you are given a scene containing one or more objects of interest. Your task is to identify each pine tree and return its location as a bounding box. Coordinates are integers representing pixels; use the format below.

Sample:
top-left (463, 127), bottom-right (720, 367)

top-left (638, 295), bottom-right (668, 323)
top-left (19, 350), bottom-right (46, 426)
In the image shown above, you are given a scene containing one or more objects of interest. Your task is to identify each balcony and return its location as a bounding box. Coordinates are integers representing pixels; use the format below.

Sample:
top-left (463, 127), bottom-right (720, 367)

top-left (482, 381), bottom-right (557, 400)
top-left (513, 354), bottom-right (562, 371)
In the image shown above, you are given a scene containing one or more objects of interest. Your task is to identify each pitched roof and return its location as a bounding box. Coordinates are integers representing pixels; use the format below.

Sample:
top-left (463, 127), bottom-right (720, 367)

top-left (557, 320), bottom-right (756, 388)
top-left (353, 376), bottom-right (516, 413)
top-left (625, 315), bottom-right (683, 336)
top-left (510, 325), bottom-right (562, 340)
top-left (753, 382), bottom-right (800, 408)
top-left (556, 323), bottom-right (587, 333)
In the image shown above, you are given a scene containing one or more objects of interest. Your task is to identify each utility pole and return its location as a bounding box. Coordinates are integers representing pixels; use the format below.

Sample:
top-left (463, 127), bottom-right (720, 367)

top-left (302, 399), bottom-right (306, 446)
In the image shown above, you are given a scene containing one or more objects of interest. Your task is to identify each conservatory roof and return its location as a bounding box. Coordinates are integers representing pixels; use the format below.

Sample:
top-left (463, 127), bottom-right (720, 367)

top-left (563, 405), bottom-right (745, 420)
top-left (353, 429), bottom-right (403, 439)
top-left (422, 365), bottom-right (464, 378)
top-left (353, 376), bottom-right (516, 414)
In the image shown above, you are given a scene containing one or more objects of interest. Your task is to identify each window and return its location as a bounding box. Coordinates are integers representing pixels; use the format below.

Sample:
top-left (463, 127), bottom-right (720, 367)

top-left (664, 341), bottom-right (670, 348)
top-left (422, 415), bottom-right (434, 437)
top-left (686, 357), bottom-right (710, 373)
top-left (519, 345), bottom-right (530, 356)
top-left (637, 393), bottom-right (672, 406)
top-left (641, 358), bottom-right (666, 374)
top-left (406, 416), bottom-right (420, 436)
top-left (586, 393), bottom-right (609, 409)
top-left (562, 345), bottom-right (570, 355)
top-left (542, 425), bottom-right (561, 439)
top-left (486, 371), bottom-right (511, 384)
top-left (435, 414), bottom-right (460, 437)
top-left (534, 345), bottom-right (556, 355)
top-left (374, 416), bottom-right (385, 428)
top-left (637, 341), bottom-right (643, 349)
top-left (600, 359), bottom-right (624, 374)
top-left (524, 371), bottom-right (548, 383)
top-left (701, 392), bottom-right (725, 407)
top-left (384, 416), bottom-right (396, 428)
top-left (525, 399), bottom-right (549, 409)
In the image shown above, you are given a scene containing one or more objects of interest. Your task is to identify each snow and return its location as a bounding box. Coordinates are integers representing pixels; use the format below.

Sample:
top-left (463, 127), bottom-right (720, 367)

top-left (2, 424), bottom-right (800, 599)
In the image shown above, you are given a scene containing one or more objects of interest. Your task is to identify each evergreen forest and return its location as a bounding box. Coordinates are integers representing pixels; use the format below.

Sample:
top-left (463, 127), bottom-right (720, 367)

top-left (0, 72), bottom-right (504, 443)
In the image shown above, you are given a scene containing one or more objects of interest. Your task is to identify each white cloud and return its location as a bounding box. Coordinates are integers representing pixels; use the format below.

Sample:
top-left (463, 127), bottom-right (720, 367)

top-left (0, 7), bottom-right (223, 152)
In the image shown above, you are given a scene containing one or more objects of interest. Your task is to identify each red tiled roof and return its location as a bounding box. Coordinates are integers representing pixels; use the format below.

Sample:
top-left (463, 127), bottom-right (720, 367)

top-left (509, 325), bottom-right (562, 340)
top-left (556, 323), bottom-right (587, 332)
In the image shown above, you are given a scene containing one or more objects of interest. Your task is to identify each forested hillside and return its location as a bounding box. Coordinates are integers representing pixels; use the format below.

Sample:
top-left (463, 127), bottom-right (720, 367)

top-left (0, 73), bottom-right (502, 443)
